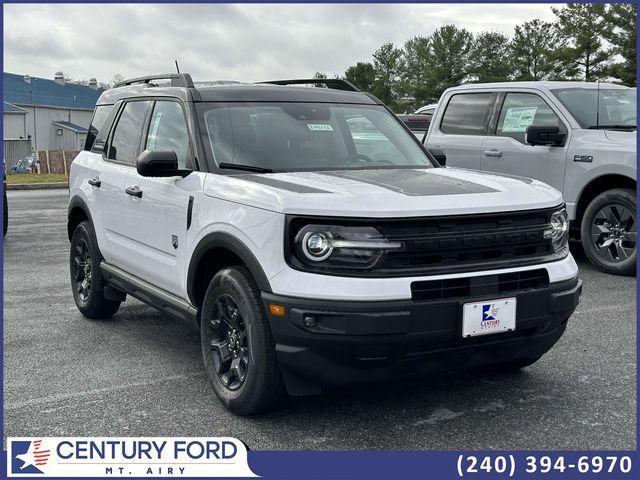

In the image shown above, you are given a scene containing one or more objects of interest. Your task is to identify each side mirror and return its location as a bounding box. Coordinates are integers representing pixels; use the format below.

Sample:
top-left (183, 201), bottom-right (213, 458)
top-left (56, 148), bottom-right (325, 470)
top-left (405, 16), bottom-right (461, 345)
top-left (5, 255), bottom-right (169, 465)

top-left (525, 126), bottom-right (566, 147)
top-left (428, 147), bottom-right (447, 166)
top-left (136, 150), bottom-right (189, 177)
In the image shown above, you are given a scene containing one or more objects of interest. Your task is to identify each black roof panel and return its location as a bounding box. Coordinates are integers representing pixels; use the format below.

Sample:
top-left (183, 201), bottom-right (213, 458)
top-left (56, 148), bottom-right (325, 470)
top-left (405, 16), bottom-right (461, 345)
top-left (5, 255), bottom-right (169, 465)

top-left (97, 83), bottom-right (378, 106)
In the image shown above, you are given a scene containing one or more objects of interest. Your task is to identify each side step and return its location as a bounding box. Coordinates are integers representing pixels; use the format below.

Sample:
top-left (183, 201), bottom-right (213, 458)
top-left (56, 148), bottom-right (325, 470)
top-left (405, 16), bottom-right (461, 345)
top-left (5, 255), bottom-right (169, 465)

top-left (100, 262), bottom-right (198, 329)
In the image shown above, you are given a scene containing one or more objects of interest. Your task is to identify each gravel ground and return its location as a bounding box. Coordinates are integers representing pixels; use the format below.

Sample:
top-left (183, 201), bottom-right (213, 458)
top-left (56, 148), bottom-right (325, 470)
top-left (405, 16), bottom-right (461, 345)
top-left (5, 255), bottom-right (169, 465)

top-left (3, 189), bottom-right (636, 450)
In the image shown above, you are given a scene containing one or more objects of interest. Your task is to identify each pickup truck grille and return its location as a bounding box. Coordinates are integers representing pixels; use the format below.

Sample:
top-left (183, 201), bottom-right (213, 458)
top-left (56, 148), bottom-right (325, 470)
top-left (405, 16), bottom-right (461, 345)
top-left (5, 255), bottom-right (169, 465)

top-left (373, 207), bottom-right (559, 276)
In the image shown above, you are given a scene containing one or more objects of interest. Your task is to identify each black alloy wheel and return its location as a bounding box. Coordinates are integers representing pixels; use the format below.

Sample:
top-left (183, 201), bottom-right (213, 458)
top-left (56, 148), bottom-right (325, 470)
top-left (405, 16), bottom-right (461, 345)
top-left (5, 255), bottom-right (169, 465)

top-left (581, 188), bottom-right (636, 276)
top-left (73, 236), bottom-right (93, 303)
top-left (69, 221), bottom-right (121, 318)
top-left (590, 204), bottom-right (636, 262)
top-left (205, 294), bottom-right (250, 391)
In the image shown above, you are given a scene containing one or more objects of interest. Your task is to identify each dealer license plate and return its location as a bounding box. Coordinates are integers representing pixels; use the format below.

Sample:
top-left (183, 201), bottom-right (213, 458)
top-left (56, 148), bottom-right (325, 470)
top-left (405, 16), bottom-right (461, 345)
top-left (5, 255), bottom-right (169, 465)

top-left (462, 297), bottom-right (516, 337)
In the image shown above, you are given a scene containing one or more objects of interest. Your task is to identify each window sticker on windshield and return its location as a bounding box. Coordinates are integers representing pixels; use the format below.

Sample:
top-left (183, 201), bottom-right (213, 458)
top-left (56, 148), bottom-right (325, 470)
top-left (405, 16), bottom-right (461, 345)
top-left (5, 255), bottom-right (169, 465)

top-left (307, 123), bottom-right (334, 131)
top-left (501, 106), bottom-right (537, 132)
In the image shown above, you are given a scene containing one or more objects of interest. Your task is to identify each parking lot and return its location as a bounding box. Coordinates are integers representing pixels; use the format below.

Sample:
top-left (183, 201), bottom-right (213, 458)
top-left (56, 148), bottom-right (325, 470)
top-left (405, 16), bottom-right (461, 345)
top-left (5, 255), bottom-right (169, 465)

top-left (3, 189), bottom-right (636, 450)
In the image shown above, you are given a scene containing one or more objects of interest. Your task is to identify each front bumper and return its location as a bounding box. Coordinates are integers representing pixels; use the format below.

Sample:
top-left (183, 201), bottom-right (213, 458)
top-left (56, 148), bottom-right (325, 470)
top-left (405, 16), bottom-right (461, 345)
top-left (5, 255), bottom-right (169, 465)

top-left (262, 276), bottom-right (582, 395)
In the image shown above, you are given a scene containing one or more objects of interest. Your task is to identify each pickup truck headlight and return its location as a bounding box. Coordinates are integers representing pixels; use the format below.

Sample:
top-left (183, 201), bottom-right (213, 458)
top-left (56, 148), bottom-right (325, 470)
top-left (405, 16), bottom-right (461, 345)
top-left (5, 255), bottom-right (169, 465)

top-left (544, 207), bottom-right (569, 255)
top-left (294, 225), bottom-right (402, 270)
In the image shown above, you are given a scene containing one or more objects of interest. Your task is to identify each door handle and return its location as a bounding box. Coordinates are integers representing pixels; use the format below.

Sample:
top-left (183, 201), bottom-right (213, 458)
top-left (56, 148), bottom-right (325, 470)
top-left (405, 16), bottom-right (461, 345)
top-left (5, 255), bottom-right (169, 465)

top-left (125, 185), bottom-right (143, 198)
top-left (483, 149), bottom-right (503, 157)
top-left (88, 178), bottom-right (101, 187)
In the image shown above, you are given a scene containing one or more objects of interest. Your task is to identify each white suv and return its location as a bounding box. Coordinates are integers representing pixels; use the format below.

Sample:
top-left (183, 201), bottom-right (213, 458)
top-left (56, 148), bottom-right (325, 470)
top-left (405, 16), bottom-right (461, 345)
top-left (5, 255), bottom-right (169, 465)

top-left (425, 81), bottom-right (636, 276)
top-left (68, 74), bottom-right (581, 415)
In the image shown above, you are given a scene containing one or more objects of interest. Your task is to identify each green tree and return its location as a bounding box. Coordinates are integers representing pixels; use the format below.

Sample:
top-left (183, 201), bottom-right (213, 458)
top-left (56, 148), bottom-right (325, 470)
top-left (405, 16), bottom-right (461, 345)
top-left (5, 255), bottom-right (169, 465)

top-left (511, 19), bottom-right (561, 80)
top-left (602, 3), bottom-right (636, 86)
top-left (371, 42), bottom-right (403, 109)
top-left (399, 35), bottom-right (431, 107)
top-left (312, 72), bottom-right (328, 79)
top-left (552, 3), bottom-right (608, 81)
top-left (424, 25), bottom-right (473, 101)
top-left (344, 62), bottom-right (376, 92)
top-left (469, 31), bottom-right (512, 83)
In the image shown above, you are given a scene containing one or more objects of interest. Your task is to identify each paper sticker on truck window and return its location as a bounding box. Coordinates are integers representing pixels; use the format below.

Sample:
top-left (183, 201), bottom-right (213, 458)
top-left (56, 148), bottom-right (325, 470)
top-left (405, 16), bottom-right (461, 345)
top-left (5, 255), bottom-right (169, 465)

top-left (501, 106), bottom-right (537, 133)
top-left (307, 124), bottom-right (334, 131)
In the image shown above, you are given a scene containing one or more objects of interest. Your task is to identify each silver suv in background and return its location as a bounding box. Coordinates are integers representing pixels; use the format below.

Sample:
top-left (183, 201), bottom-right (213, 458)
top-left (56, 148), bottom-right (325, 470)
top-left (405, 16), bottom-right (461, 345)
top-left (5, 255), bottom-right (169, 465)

top-left (425, 82), bottom-right (637, 276)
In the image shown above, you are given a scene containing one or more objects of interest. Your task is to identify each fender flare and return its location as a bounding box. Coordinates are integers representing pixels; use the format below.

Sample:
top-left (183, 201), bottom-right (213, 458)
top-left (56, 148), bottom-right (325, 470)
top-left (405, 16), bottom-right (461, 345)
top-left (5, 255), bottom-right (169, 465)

top-left (67, 195), bottom-right (95, 241)
top-left (187, 232), bottom-right (272, 305)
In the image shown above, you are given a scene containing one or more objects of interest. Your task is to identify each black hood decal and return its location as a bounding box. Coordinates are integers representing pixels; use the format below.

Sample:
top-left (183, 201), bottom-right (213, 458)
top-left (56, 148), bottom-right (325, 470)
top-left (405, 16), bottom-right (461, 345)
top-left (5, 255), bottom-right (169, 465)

top-left (237, 174), bottom-right (329, 193)
top-left (320, 169), bottom-right (498, 196)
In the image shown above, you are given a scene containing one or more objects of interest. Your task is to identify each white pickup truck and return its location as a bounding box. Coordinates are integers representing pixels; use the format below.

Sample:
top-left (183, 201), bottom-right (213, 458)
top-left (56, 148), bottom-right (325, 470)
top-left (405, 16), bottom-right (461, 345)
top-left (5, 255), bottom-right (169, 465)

top-left (425, 81), bottom-right (637, 276)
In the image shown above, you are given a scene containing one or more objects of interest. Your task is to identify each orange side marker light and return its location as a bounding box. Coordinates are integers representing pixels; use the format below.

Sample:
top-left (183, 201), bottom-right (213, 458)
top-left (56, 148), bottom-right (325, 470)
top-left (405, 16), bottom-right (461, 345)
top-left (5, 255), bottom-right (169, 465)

top-left (269, 304), bottom-right (286, 316)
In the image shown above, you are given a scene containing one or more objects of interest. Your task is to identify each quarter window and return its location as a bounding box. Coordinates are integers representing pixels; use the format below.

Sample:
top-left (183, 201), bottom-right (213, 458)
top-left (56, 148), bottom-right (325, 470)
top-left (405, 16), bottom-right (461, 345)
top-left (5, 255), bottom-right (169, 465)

top-left (107, 101), bottom-right (150, 165)
top-left (145, 101), bottom-right (191, 169)
top-left (84, 105), bottom-right (112, 151)
top-left (496, 93), bottom-right (565, 142)
top-left (440, 93), bottom-right (494, 135)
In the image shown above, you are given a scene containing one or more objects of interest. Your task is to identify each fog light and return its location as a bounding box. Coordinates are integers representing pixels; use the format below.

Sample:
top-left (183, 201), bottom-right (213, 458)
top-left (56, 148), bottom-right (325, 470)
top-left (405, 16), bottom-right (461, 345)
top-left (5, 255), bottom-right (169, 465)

top-left (303, 315), bottom-right (317, 328)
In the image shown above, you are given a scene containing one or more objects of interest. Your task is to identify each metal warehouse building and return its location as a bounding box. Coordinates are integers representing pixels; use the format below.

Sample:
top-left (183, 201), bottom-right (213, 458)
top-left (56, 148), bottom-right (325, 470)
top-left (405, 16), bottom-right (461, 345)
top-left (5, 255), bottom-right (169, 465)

top-left (3, 71), bottom-right (102, 164)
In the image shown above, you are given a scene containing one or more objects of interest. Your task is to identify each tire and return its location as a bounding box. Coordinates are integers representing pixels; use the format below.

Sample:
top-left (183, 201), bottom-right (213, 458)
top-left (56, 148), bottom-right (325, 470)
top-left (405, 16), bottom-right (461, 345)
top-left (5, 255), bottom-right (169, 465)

top-left (69, 221), bottom-right (121, 318)
top-left (200, 266), bottom-right (284, 415)
top-left (3, 188), bottom-right (8, 238)
top-left (580, 188), bottom-right (636, 276)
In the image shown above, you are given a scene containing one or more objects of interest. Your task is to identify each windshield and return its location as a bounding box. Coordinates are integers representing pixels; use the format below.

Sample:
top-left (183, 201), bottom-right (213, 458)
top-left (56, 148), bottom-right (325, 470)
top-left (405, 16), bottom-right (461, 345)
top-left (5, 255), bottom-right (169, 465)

top-left (197, 102), bottom-right (434, 172)
top-left (551, 87), bottom-right (636, 129)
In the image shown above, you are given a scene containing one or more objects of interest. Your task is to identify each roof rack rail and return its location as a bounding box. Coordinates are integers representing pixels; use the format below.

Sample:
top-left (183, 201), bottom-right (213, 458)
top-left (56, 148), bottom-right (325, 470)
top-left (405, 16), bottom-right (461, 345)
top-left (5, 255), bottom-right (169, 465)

top-left (113, 73), bottom-right (194, 89)
top-left (258, 78), bottom-right (360, 92)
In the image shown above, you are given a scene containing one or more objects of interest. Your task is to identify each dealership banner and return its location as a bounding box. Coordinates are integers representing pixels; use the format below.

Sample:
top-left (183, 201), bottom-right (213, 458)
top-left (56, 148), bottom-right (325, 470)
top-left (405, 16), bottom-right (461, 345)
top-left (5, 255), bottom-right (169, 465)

top-left (7, 437), bottom-right (257, 477)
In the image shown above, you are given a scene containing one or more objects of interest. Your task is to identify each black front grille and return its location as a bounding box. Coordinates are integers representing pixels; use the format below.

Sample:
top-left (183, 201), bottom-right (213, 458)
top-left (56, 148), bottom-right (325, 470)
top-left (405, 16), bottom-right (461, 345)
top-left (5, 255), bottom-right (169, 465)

top-left (411, 269), bottom-right (550, 301)
top-left (285, 206), bottom-right (562, 277)
top-left (375, 207), bottom-right (558, 276)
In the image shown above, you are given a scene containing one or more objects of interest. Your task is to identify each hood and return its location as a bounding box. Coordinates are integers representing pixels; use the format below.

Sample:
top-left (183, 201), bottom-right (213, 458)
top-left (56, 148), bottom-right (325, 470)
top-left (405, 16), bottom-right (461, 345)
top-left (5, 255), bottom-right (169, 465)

top-left (203, 167), bottom-right (563, 217)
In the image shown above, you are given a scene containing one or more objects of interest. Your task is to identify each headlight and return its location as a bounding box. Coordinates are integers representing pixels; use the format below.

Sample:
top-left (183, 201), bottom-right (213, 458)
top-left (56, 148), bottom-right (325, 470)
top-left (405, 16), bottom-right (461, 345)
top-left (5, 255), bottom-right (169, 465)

top-left (294, 224), bottom-right (402, 270)
top-left (544, 207), bottom-right (569, 255)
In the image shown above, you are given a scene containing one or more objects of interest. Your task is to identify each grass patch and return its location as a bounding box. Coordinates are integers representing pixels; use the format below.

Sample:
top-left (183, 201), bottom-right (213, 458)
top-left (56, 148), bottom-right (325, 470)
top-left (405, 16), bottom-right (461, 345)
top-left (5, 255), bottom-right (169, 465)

top-left (6, 173), bottom-right (68, 185)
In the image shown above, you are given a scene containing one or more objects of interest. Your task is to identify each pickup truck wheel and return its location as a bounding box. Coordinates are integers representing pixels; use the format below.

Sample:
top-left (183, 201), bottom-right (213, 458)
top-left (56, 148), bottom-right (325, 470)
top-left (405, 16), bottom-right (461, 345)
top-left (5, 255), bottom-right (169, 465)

top-left (201, 266), bottom-right (284, 415)
top-left (581, 188), bottom-right (636, 276)
top-left (69, 221), bottom-right (121, 318)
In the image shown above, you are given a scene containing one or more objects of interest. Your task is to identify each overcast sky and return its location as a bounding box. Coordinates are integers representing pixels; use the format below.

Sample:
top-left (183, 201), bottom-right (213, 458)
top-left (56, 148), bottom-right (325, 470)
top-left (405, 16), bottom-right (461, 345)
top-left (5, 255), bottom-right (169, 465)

top-left (4, 3), bottom-right (561, 84)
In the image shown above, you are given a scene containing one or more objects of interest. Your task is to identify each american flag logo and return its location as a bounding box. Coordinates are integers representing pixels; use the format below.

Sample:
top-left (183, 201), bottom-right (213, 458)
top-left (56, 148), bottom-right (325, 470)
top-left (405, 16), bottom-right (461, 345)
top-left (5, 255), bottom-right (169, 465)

top-left (13, 439), bottom-right (51, 473)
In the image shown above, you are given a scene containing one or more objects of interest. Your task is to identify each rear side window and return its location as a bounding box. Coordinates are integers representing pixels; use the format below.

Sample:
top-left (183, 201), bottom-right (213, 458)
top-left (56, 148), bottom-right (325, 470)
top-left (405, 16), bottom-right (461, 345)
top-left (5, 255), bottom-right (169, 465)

top-left (145, 101), bottom-right (191, 169)
top-left (84, 105), bottom-right (112, 151)
top-left (440, 93), bottom-right (494, 135)
top-left (107, 101), bottom-right (150, 165)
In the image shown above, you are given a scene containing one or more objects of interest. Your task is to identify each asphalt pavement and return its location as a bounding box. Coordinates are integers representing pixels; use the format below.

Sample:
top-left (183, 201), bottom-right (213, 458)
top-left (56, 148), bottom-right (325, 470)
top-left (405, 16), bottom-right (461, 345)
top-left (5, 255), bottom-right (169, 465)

top-left (3, 189), bottom-right (636, 450)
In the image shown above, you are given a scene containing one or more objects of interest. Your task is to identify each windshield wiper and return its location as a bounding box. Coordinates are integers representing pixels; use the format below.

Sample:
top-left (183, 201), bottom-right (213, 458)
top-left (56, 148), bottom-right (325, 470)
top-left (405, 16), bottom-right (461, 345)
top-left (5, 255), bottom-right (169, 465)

top-left (588, 124), bottom-right (636, 130)
top-left (218, 163), bottom-right (274, 173)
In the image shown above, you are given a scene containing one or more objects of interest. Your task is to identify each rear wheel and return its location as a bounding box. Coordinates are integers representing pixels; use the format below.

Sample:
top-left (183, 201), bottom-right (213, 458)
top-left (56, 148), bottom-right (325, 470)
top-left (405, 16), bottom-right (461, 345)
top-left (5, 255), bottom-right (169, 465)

top-left (580, 188), bottom-right (636, 276)
top-left (69, 221), bottom-right (121, 318)
top-left (200, 266), bottom-right (284, 415)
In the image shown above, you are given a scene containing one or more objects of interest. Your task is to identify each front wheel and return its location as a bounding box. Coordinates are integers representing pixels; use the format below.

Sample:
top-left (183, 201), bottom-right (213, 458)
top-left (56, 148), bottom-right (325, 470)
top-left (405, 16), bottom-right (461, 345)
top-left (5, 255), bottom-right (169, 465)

top-left (580, 188), bottom-right (636, 276)
top-left (200, 266), bottom-right (284, 415)
top-left (69, 221), bottom-right (121, 318)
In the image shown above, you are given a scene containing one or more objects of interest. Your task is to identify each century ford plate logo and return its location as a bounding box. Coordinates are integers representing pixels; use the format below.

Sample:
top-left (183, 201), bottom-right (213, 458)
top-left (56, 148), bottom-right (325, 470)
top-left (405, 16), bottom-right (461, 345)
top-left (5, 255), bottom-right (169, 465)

top-left (8, 437), bottom-right (257, 477)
